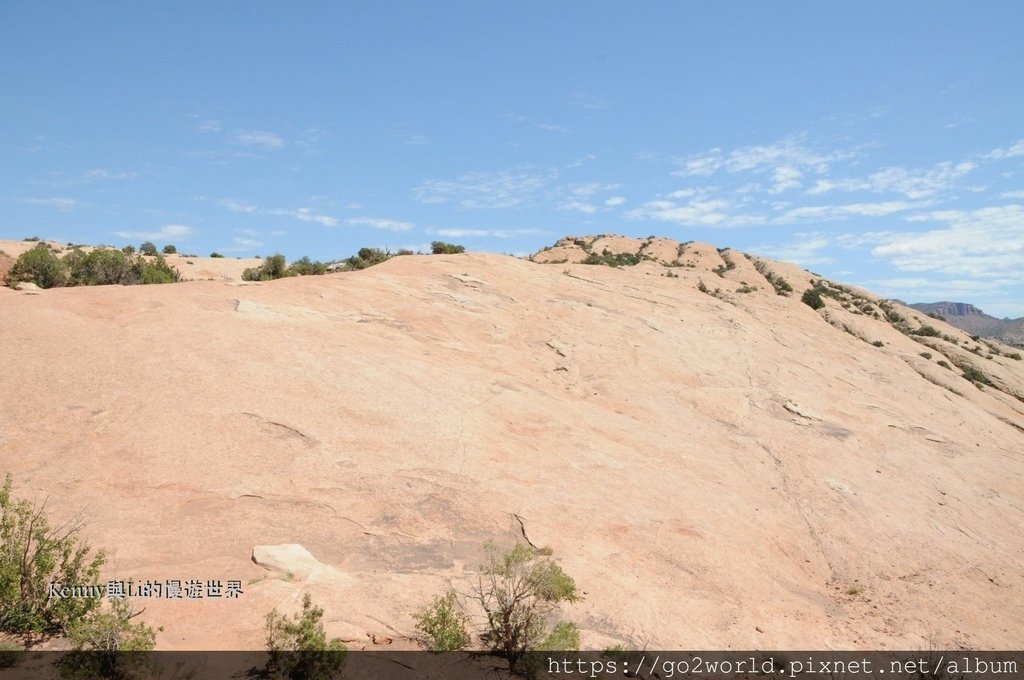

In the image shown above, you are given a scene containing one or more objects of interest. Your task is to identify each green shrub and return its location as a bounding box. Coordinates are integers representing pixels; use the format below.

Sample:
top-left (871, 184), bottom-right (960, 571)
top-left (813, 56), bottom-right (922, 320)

top-left (1009, 352), bottom-right (1022, 361)
top-left (243, 254), bottom-right (291, 281)
top-left (413, 589), bottom-right (470, 652)
top-left (474, 542), bottom-right (578, 674)
top-left (161, 244), bottom-right (176, 255)
top-left (139, 255), bottom-right (180, 284)
top-left (912, 325), bottom-right (941, 337)
top-left (264, 594), bottom-right (346, 680)
top-left (209, 252), bottom-right (224, 258)
top-left (872, 340), bottom-right (884, 347)
top-left (22, 236), bottom-right (40, 242)
top-left (919, 352), bottom-right (932, 359)
top-left (138, 242), bottom-right (157, 256)
top-left (937, 360), bottom-right (951, 369)
top-left (4, 243), bottom-right (66, 288)
top-left (961, 365), bottom-right (992, 386)
top-left (121, 245), bottom-right (135, 254)
top-left (801, 288), bottom-right (824, 310)
top-left (61, 598), bottom-right (157, 680)
top-left (287, 256), bottom-right (328, 277)
top-left (582, 249), bottom-right (639, 268)
top-left (431, 241), bottom-right (465, 255)
top-left (0, 474), bottom-right (106, 636)
top-left (65, 249), bottom-right (140, 286)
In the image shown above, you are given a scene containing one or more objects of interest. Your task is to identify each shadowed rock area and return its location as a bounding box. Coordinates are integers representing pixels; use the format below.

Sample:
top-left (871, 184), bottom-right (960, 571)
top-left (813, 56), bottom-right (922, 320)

top-left (1, 235), bottom-right (1022, 650)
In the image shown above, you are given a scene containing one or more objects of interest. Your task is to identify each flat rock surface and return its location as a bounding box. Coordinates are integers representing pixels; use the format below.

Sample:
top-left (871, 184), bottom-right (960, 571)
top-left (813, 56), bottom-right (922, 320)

top-left (1, 241), bottom-right (1022, 650)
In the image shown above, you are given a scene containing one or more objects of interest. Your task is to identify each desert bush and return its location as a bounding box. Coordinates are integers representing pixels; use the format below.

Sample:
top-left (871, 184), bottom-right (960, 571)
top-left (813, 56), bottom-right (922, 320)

top-left (431, 241), bottom-right (465, 255)
top-left (582, 249), bottom-right (639, 267)
top-left (801, 288), bottom-right (824, 310)
top-left (872, 340), bottom-right (884, 347)
top-left (920, 352), bottom-right (933, 359)
top-left (139, 255), bottom-right (180, 284)
top-left (937, 360), bottom-right (952, 369)
top-left (243, 253), bottom-right (291, 281)
top-left (474, 542), bottom-right (578, 674)
top-left (161, 244), bottom-right (176, 255)
top-left (4, 243), bottom-right (66, 288)
top-left (138, 242), bottom-right (157, 256)
top-left (912, 325), bottom-right (941, 337)
top-left (121, 245), bottom-right (135, 254)
top-left (65, 248), bottom-right (140, 286)
top-left (60, 598), bottom-right (156, 680)
top-left (287, 256), bottom-right (328, 276)
top-left (413, 589), bottom-right (470, 652)
top-left (961, 365), bottom-right (992, 386)
top-left (209, 252), bottom-right (224, 258)
top-left (22, 236), bottom-right (40, 242)
top-left (344, 247), bottom-right (391, 270)
top-left (264, 593), bottom-right (346, 680)
top-left (0, 474), bottom-right (106, 636)
top-left (1008, 352), bottom-right (1022, 361)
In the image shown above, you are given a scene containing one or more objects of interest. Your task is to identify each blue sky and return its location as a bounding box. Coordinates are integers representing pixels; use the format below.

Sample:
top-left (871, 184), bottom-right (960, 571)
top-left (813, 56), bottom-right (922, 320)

top-left (2, 2), bottom-right (1023, 315)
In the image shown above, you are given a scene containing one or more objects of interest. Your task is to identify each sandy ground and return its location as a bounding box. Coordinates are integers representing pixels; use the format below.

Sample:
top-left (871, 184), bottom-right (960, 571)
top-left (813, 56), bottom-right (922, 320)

top-left (1, 236), bottom-right (1022, 651)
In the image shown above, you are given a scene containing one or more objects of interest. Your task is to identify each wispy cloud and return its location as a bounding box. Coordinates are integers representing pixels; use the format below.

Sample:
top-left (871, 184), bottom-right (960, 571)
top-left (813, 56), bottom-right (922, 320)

top-left (413, 169), bottom-right (557, 209)
top-left (432, 228), bottom-right (546, 238)
top-left (999, 189), bottom-right (1024, 199)
top-left (114, 224), bottom-right (194, 240)
top-left (233, 130), bottom-right (284, 149)
top-left (346, 217), bottom-right (414, 232)
top-left (776, 200), bottom-right (921, 223)
top-left (749, 232), bottom-right (834, 266)
top-left (868, 205), bottom-right (1024, 280)
top-left (982, 139), bottom-right (1024, 161)
top-left (673, 134), bottom-right (854, 180)
top-left (806, 161), bottom-right (975, 199)
top-left (82, 168), bottom-right (136, 182)
top-left (605, 196), bottom-right (626, 207)
top-left (539, 123), bottom-right (570, 133)
top-left (219, 199), bottom-right (337, 226)
top-left (626, 194), bottom-right (764, 228)
top-left (20, 196), bottom-right (79, 211)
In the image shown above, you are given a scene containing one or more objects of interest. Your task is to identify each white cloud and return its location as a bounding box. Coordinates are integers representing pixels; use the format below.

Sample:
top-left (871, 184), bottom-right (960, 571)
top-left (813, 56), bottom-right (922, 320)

top-left (233, 130), bottom-right (284, 148)
top-left (433, 228), bottom-right (545, 238)
top-left (560, 201), bottom-right (598, 214)
top-left (768, 165), bottom-right (803, 194)
top-left (21, 196), bottom-right (79, 211)
top-left (999, 190), bottom-right (1024, 199)
top-left (806, 161), bottom-right (975, 199)
top-left (413, 170), bottom-right (556, 209)
top-left (194, 120), bottom-right (222, 133)
top-left (82, 169), bottom-right (136, 181)
top-left (674, 134), bottom-right (853, 178)
top-left (114, 224), bottom-right (195, 240)
top-left (346, 217), bottom-right (414, 232)
top-left (983, 139), bottom-right (1024, 161)
top-left (627, 196), bottom-right (764, 228)
top-left (294, 208), bottom-right (338, 227)
top-left (749, 232), bottom-right (834, 266)
top-left (221, 199), bottom-right (260, 213)
top-left (776, 201), bottom-right (919, 223)
top-left (869, 205), bottom-right (1024, 279)
top-left (605, 196), bottom-right (626, 207)
top-left (231, 236), bottom-right (263, 250)
top-left (220, 199), bottom-right (338, 226)
top-left (539, 123), bottom-right (570, 133)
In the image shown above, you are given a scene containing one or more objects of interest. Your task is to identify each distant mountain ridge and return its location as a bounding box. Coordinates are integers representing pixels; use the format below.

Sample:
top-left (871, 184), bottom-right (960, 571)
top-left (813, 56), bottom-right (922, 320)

top-left (905, 300), bottom-right (1024, 347)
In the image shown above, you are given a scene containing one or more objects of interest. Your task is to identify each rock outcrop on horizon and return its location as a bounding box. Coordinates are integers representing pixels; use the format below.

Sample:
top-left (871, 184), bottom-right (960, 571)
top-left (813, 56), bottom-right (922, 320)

top-left (906, 300), bottom-right (1024, 347)
top-left (2, 234), bottom-right (1022, 651)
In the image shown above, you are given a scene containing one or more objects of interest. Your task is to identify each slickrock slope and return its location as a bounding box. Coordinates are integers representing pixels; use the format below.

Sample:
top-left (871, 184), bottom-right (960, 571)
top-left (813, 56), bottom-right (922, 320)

top-left (1, 234), bottom-right (1022, 651)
